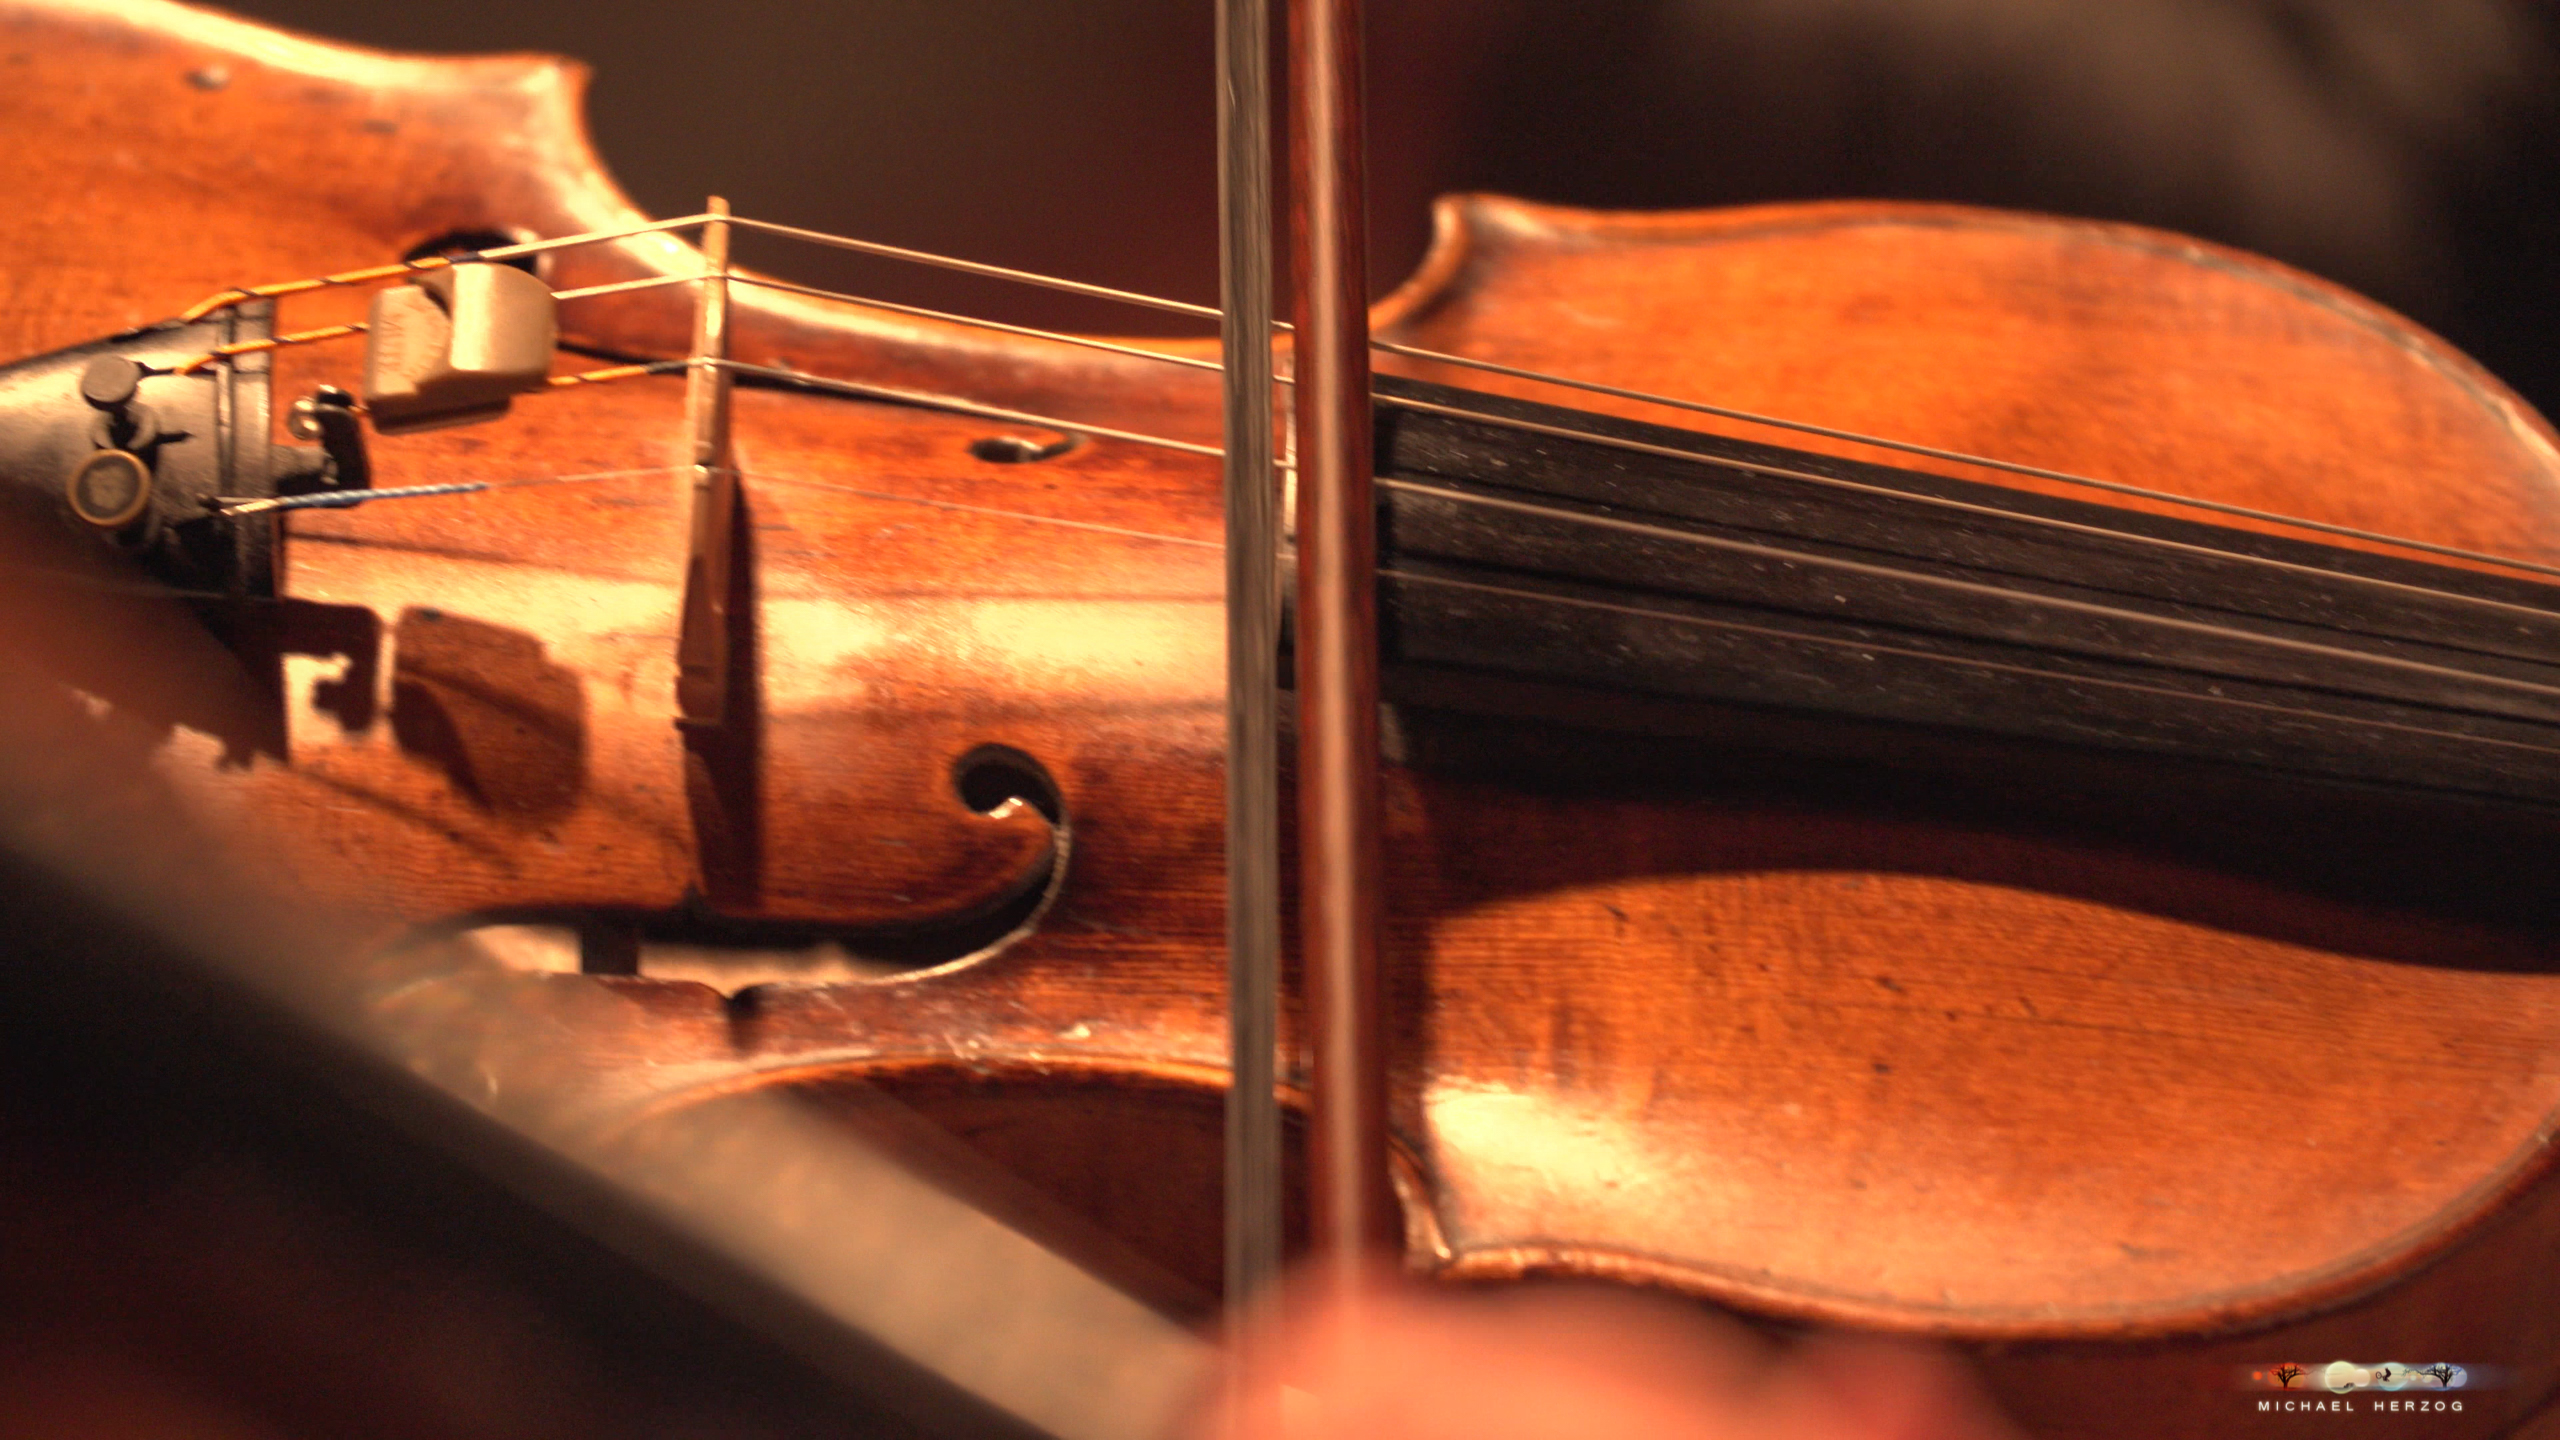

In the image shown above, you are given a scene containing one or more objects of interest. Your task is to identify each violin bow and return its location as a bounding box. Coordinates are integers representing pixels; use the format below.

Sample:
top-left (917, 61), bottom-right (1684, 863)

top-left (1286, 0), bottom-right (1399, 1291)
top-left (1218, 0), bottom-right (1287, 1347)
top-left (1220, 0), bottom-right (1397, 1350)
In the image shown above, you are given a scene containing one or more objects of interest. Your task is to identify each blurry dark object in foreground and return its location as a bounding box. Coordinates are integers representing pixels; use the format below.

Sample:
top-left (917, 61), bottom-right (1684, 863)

top-left (0, 837), bottom-right (988, 1440)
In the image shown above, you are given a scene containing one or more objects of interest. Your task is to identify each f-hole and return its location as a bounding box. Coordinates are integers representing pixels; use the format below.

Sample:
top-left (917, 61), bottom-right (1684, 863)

top-left (953, 742), bottom-right (1063, 823)
top-left (441, 745), bottom-right (1071, 994)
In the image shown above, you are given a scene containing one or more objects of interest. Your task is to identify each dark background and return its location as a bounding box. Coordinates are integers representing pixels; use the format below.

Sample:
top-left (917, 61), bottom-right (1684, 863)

top-left (207, 0), bottom-right (2560, 417)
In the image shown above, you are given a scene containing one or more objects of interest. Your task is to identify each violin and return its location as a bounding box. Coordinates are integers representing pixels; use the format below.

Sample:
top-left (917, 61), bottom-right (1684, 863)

top-left (8, 2), bottom-right (2560, 1437)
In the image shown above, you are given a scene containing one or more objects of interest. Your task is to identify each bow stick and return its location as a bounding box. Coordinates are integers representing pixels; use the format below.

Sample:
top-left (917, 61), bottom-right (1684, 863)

top-left (1222, 0), bottom-right (1394, 1384)
top-left (1290, 0), bottom-right (1396, 1299)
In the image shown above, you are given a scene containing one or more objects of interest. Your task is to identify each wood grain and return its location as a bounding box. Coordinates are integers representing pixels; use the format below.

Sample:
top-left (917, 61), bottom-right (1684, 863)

top-left (5, 3), bottom-right (2560, 1436)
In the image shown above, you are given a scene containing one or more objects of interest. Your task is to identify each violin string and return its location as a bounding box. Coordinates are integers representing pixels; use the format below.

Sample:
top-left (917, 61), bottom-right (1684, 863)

top-left (669, 219), bottom-right (2560, 586)
top-left (1379, 476), bottom-right (2560, 720)
top-left (197, 254), bottom-right (2560, 626)
top-left (517, 351), bottom-right (2560, 671)
top-left (188, 213), bottom-right (2560, 634)
top-left (208, 301), bottom-right (2536, 707)
top-left (723, 273), bottom-right (1228, 375)
top-left (649, 214), bottom-right (2560, 584)
top-left (717, 215), bottom-right (1221, 321)
top-left (173, 321), bottom-right (369, 375)
top-left (698, 219), bottom-right (2560, 585)
top-left (479, 465), bottom-right (693, 491)
top-left (213, 481), bottom-right (489, 515)
top-left (361, 461), bottom-right (1225, 550)
top-left (711, 359), bottom-right (1233, 460)
top-left (180, 209), bottom-right (2560, 582)
top-left (175, 215), bottom-right (721, 322)
top-left (1380, 396), bottom-right (2560, 633)
top-left (1362, 340), bottom-right (2560, 584)
top-left (547, 359), bottom-right (683, 390)
top-left (164, 273), bottom-right (735, 375)
top-left (733, 469), bottom-right (1224, 548)
top-left (553, 274), bottom-right (699, 302)
top-left (513, 460), bottom-right (2560, 719)
top-left (1379, 566), bottom-right (2560, 766)
top-left (344, 460), bottom-right (2560, 741)
top-left (477, 350), bottom-right (2560, 697)
top-left (176, 211), bottom-right (2560, 586)
top-left (164, 271), bottom-right (1240, 403)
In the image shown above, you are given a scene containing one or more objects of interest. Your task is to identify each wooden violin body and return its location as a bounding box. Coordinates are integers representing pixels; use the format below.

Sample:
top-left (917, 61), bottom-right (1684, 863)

top-left (8, 3), bottom-right (2560, 1435)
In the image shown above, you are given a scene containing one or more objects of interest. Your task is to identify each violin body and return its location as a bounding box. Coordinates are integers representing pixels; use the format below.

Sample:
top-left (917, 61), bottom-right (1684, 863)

top-left (9, 3), bottom-right (2560, 1436)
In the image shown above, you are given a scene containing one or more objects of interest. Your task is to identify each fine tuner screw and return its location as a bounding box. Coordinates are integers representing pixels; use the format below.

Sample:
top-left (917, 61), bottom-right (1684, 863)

top-left (78, 354), bottom-right (160, 451)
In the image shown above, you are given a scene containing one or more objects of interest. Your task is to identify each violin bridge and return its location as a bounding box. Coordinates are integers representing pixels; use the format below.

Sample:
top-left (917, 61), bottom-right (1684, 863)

top-left (675, 197), bottom-right (736, 729)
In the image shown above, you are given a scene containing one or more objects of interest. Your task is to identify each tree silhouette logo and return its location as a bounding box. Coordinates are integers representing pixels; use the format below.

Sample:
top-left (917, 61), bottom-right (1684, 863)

top-left (2246, 1361), bottom-right (2471, 1393)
